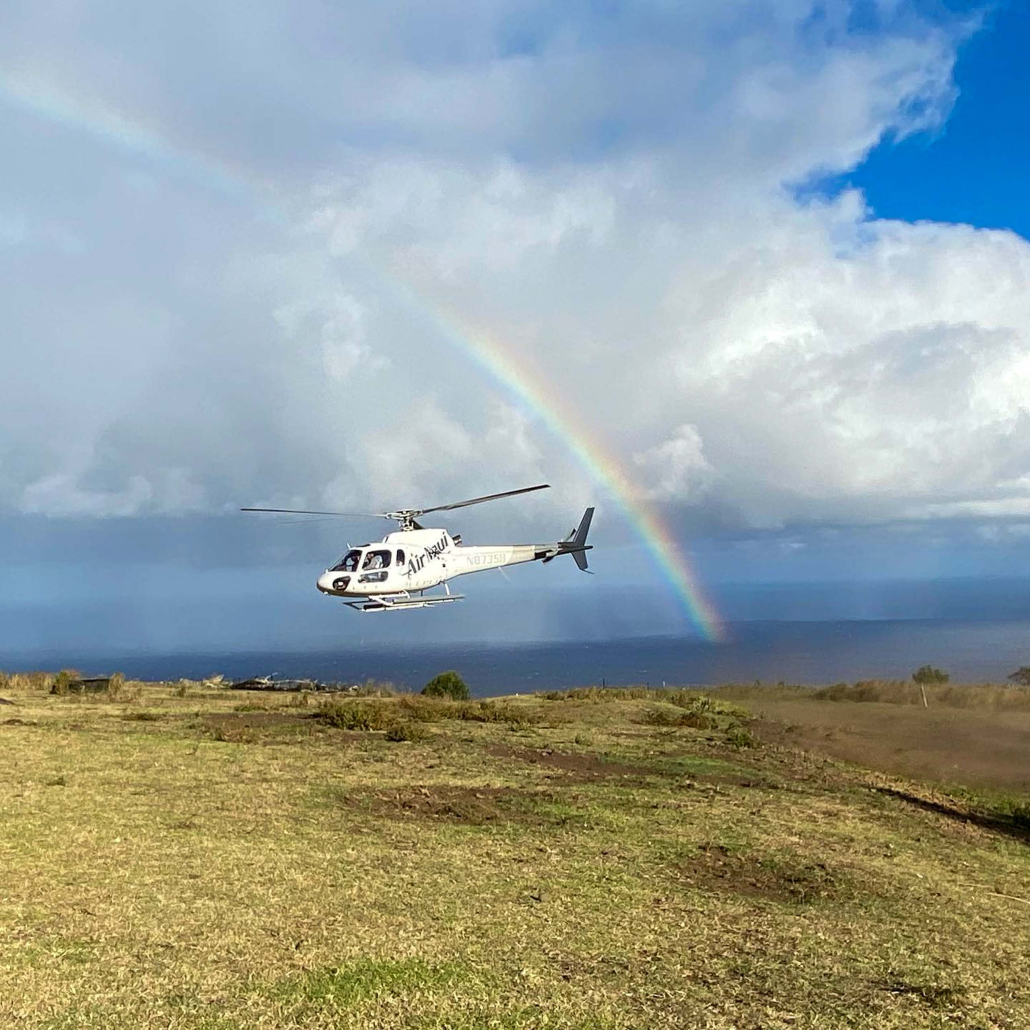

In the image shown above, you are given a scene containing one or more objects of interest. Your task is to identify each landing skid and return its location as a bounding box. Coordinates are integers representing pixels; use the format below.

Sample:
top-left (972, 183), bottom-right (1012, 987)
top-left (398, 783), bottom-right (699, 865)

top-left (344, 590), bottom-right (465, 612)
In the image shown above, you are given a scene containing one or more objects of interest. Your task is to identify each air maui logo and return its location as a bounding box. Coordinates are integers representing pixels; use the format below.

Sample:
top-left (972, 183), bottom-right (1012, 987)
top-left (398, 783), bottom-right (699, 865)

top-left (406, 535), bottom-right (449, 577)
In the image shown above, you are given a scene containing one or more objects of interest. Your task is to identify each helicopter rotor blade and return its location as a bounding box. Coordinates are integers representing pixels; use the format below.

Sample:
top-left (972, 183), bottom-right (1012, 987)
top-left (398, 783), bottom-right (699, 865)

top-left (243, 484), bottom-right (550, 525)
top-left (240, 508), bottom-right (394, 519)
top-left (414, 483), bottom-right (550, 517)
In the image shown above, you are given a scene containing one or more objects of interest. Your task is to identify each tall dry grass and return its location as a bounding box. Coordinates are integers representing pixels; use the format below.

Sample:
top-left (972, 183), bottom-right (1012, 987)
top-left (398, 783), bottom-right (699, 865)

top-left (716, 679), bottom-right (1030, 710)
top-left (0, 670), bottom-right (65, 692)
top-left (812, 680), bottom-right (1030, 710)
top-left (543, 685), bottom-right (750, 718)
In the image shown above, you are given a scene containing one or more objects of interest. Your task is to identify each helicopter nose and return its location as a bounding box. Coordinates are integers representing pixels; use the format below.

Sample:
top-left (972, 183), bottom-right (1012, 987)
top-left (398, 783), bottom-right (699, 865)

top-left (317, 572), bottom-right (350, 594)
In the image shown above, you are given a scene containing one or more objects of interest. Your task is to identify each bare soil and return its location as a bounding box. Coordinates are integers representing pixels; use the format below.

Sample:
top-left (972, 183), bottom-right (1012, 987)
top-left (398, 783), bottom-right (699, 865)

top-left (674, 842), bottom-right (849, 904)
top-left (198, 710), bottom-right (323, 744)
top-left (486, 743), bottom-right (658, 782)
top-left (750, 699), bottom-right (1030, 791)
top-left (332, 784), bottom-right (574, 825)
top-left (202, 711), bottom-right (309, 729)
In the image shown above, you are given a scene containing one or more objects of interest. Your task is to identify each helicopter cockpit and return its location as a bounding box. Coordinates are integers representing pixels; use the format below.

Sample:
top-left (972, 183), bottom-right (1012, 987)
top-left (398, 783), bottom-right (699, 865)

top-left (330, 550), bottom-right (362, 573)
top-left (330, 547), bottom-right (408, 579)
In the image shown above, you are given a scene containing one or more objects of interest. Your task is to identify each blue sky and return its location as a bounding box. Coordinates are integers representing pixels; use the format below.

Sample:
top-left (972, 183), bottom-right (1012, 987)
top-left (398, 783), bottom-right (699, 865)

top-left (852, 1), bottom-right (1030, 237)
top-left (2, 0), bottom-right (1030, 659)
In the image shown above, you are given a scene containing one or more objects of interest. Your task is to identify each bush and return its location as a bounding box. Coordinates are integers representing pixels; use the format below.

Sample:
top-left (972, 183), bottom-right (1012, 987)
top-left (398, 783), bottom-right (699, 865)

top-left (50, 669), bottom-right (83, 696)
top-left (384, 721), bottom-right (430, 742)
top-left (726, 725), bottom-right (759, 749)
top-left (641, 706), bottom-right (715, 730)
top-left (397, 696), bottom-right (448, 722)
top-left (107, 674), bottom-right (143, 703)
top-left (316, 699), bottom-right (396, 731)
top-left (1009, 801), bottom-right (1030, 829)
top-left (1008, 667), bottom-right (1030, 687)
top-left (421, 671), bottom-right (470, 701)
top-left (396, 695), bottom-right (543, 726)
top-left (913, 665), bottom-right (950, 685)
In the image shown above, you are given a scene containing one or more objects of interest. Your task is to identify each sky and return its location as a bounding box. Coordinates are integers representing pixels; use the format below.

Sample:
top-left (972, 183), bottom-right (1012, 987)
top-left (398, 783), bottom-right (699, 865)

top-left (3, 0), bottom-right (1030, 658)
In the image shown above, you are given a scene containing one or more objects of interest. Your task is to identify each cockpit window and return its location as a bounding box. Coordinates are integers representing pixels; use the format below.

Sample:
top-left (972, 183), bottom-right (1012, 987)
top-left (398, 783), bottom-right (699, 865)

top-left (396, 549), bottom-right (406, 566)
top-left (362, 549), bottom-right (391, 570)
top-left (331, 549), bottom-right (362, 572)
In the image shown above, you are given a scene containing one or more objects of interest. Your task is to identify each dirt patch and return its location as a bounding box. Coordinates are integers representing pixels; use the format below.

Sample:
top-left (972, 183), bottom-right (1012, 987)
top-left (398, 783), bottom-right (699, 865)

top-left (486, 744), bottom-right (660, 783)
top-left (204, 711), bottom-right (307, 729)
top-left (333, 784), bottom-right (578, 826)
top-left (1, 717), bottom-right (36, 726)
top-left (198, 711), bottom-right (321, 743)
top-left (675, 843), bottom-right (847, 904)
top-left (488, 743), bottom-right (785, 792)
top-left (749, 701), bottom-right (1030, 793)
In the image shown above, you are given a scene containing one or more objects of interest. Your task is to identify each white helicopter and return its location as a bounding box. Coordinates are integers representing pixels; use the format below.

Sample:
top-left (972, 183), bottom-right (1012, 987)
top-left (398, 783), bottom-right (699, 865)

top-left (242, 484), bottom-right (593, 612)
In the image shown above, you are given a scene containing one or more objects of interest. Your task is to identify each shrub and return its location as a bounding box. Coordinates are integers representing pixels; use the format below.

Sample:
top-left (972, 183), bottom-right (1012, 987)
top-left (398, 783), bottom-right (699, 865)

top-left (641, 706), bottom-right (715, 730)
top-left (397, 696), bottom-right (449, 722)
top-left (50, 669), bottom-right (83, 696)
top-left (814, 680), bottom-right (908, 703)
top-left (458, 700), bottom-right (541, 725)
top-left (106, 672), bottom-right (144, 702)
top-left (385, 721), bottom-right (429, 742)
top-left (397, 695), bottom-right (543, 726)
top-left (1009, 801), bottom-right (1030, 829)
top-left (316, 699), bottom-right (396, 731)
top-left (1008, 667), bottom-right (1030, 687)
top-left (421, 671), bottom-right (470, 701)
top-left (913, 665), bottom-right (949, 685)
top-left (726, 726), bottom-right (759, 749)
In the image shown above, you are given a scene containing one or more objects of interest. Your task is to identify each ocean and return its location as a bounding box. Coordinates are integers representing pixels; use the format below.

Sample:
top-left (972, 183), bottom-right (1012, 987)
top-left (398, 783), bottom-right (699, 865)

top-left (8, 618), bottom-right (1029, 695)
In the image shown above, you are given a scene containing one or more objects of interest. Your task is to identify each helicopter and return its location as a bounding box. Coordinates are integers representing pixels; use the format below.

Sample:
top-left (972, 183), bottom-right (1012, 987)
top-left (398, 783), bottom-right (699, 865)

top-left (242, 484), bottom-right (593, 611)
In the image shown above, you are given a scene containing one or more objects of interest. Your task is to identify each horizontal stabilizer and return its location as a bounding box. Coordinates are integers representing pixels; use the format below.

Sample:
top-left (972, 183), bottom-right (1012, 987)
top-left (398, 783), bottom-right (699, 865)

top-left (542, 506), bottom-right (594, 570)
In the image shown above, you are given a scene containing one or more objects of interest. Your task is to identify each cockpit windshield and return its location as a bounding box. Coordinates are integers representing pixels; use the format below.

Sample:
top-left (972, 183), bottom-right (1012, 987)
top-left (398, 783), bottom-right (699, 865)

top-left (331, 549), bottom-right (362, 572)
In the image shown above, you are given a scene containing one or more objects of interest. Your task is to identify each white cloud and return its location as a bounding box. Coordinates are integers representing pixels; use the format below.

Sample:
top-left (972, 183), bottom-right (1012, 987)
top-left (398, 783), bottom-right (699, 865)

top-left (633, 425), bottom-right (713, 501)
top-left (21, 472), bottom-right (153, 517)
top-left (276, 292), bottom-right (382, 382)
top-left (2, 0), bottom-right (1026, 544)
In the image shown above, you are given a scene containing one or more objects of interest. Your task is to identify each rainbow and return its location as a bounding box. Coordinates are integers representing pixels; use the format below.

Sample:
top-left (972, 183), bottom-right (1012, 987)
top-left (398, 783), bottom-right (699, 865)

top-left (2, 72), bottom-right (726, 640)
top-left (0, 69), bottom-right (274, 210)
top-left (386, 275), bottom-right (726, 641)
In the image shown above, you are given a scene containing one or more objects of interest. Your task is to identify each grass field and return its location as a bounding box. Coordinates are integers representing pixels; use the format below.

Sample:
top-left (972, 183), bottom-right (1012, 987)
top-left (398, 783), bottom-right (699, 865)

top-left (1, 676), bottom-right (1029, 1028)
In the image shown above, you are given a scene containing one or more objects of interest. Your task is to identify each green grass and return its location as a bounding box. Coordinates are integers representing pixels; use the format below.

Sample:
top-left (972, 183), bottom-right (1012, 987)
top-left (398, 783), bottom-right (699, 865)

top-left (0, 678), bottom-right (1028, 1028)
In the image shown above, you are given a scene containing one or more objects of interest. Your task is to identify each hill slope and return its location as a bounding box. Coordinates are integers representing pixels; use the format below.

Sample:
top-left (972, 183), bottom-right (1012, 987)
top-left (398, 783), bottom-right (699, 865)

top-left (0, 681), bottom-right (1027, 1028)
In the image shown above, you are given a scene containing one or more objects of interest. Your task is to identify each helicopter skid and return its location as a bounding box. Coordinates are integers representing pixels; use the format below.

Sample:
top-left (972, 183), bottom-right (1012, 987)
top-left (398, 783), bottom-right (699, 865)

top-left (344, 592), bottom-right (465, 612)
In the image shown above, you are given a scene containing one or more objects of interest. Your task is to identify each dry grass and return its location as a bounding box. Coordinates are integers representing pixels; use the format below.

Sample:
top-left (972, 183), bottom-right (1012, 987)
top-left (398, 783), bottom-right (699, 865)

top-left (0, 677), bottom-right (1028, 1028)
top-left (715, 679), bottom-right (1030, 710)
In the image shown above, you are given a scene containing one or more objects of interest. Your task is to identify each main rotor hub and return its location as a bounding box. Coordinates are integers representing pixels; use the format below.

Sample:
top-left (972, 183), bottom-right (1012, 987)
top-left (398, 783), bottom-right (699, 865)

top-left (385, 510), bottom-right (423, 531)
